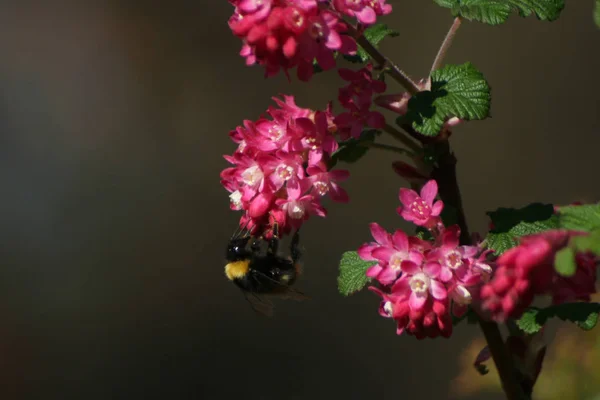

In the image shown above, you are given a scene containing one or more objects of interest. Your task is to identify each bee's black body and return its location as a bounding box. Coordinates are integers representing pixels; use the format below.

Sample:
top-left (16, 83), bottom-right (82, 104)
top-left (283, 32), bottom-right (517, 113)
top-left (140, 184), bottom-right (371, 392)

top-left (225, 224), bottom-right (305, 315)
top-left (233, 255), bottom-right (298, 293)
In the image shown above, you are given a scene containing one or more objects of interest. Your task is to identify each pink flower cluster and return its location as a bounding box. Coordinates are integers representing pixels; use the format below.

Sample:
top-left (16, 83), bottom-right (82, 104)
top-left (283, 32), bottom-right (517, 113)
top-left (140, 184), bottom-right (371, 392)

top-left (359, 180), bottom-right (493, 339)
top-left (335, 65), bottom-right (386, 139)
top-left (221, 95), bottom-right (349, 237)
top-left (480, 230), bottom-right (598, 322)
top-left (228, 0), bottom-right (391, 81)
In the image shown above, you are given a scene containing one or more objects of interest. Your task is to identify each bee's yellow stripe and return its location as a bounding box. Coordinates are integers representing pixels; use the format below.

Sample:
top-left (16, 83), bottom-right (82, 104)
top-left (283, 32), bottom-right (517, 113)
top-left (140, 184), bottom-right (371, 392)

top-left (225, 260), bottom-right (250, 281)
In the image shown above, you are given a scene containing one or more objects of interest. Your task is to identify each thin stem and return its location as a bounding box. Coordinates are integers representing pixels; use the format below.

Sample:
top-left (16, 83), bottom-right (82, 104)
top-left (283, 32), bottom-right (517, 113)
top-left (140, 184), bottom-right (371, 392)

top-left (364, 142), bottom-right (414, 157)
top-left (383, 123), bottom-right (421, 153)
top-left (348, 26), bottom-right (420, 94)
top-left (430, 17), bottom-right (462, 75)
top-left (432, 141), bottom-right (528, 400)
top-left (478, 321), bottom-right (528, 400)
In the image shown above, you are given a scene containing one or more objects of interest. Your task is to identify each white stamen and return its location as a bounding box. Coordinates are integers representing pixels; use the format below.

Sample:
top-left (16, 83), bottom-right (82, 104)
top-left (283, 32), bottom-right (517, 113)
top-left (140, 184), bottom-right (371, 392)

top-left (288, 201), bottom-right (305, 219)
top-left (276, 164), bottom-right (295, 181)
top-left (389, 252), bottom-right (404, 271)
top-left (383, 301), bottom-right (393, 317)
top-left (409, 272), bottom-right (430, 294)
top-left (241, 165), bottom-right (263, 186)
top-left (313, 181), bottom-right (329, 196)
top-left (452, 285), bottom-right (472, 305)
top-left (446, 250), bottom-right (463, 269)
top-left (229, 190), bottom-right (242, 210)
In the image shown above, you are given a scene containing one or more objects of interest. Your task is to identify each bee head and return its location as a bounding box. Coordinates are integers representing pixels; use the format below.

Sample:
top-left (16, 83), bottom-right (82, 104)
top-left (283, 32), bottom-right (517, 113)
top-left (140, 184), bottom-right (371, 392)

top-left (226, 237), bottom-right (250, 261)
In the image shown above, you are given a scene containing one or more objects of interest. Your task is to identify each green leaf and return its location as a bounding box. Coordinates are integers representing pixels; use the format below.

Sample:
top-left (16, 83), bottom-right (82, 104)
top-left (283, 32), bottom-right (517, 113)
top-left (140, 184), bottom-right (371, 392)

top-left (484, 203), bottom-right (559, 255)
top-left (554, 246), bottom-right (576, 276)
top-left (404, 63), bottom-right (490, 136)
top-left (337, 251), bottom-right (377, 296)
top-left (557, 202), bottom-right (600, 232)
top-left (516, 303), bottom-right (600, 334)
top-left (595, 0), bottom-right (600, 28)
top-left (329, 129), bottom-right (381, 167)
top-left (433, 0), bottom-right (565, 25)
top-left (570, 231), bottom-right (600, 256)
top-left (343, 24), bottom-right (399, 64)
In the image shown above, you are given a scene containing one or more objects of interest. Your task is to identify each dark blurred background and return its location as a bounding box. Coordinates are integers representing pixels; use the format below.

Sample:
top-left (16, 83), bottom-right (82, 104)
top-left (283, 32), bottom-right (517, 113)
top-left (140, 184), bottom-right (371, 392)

top-left (0, 1), bottom-right (599, 399)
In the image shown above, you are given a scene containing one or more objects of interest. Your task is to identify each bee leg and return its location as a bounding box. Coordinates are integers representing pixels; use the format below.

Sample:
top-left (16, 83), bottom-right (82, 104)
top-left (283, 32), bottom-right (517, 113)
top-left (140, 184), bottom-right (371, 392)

top-left (290, 229), bottom-right (301, 263)
top-left (250, 236), bottom-right (260, 253)
top-left (267, 223), bottom-right (280, 255)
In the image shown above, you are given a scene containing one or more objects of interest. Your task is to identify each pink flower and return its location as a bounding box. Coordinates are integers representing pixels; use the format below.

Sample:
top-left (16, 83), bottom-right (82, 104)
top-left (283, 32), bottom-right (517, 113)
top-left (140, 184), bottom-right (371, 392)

top-left (392, 260), bottom-right (448, 309)
top-left (367, 229), bottom-right (426, 285)
top-left (335, 65), bottom-right (387, 140)
top-left (294, 111), bottom-right (338, 165)
top-left (358, 179), bottom-right (496, 339)
top-left (228, 1), bottom-right (356, 81)
top-left (275, 180), bottom-right (326, 229)
top-left (338, 66), bottom-right (386, 108)
top-left (221, 96), bottom-right (349, 237)
top-left (370, 286), bottom-right (452, 339)
top-left (397, 180), bottom-right (444, 227)
top-left (480, 230), bottom-right (596, 322)
top-left (306, 162), bottom-right (350, 202)
top-left (358, 222), bottom-right (392, 262)
top-left (335, 101), bottom-right (386, 139)
top-left (332, 0), bottom-right (392, 25)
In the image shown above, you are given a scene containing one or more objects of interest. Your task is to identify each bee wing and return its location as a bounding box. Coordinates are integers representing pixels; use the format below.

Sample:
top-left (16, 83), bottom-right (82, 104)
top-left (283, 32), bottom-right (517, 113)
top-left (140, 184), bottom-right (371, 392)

top-left (243, 291), bottom-right (275, 318)
top-left (274, 287), bottom-right (310, 302)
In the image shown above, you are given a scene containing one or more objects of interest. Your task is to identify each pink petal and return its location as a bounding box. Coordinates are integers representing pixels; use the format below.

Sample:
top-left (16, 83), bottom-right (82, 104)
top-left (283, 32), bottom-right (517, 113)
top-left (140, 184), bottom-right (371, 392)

top-left (391, 276), bottom-right (411, 296)
top-left (286, 178), bottom-right (302, 200)
top-left (329, 169), bottom-right (350, 181)
top-left (366, 111), bottom-right (385, 129)
top-left (431, 200), bottom-right (444, 217)
top-left (357, 243), bottom-right (377, 261)
top-left (329, 184), bottom-right (349, 203)
top-left (424, 262), bottom-right (441, 279)
top-left (429, 280), bottom-right (447, 300)
top-left (400, 260), bottom-right (420, 275)
top-left (378, 267), bottom-right (399, 285)
top-left (316, 46), bottom-right (336, 70)
top-left (248, 192), bottom-right (273, 218)
top-left (372, 247), bottom-right (394, 262)
top-left (439, 266), bottom-right (453, 283)
top-left (409, 292), bottom-right (427, 310)
top-left (391, 230), bottom-right (409, 251)
top-left (365, 264), bottom-right (382, 278)
top-left (324, 30), bottom-right (342, 50)
top-left (399, 188), bottom-right (418, 206)
top-left (355, 6), bottom-right (376, 25)
top-left (420, 180), bottom-right (438, 205)
top-left (407, 250), bottom-right (424, 265)
top-left (369, 222), bottom-right (390, 246)
top-left (442, 226), bottom-right (460, 249)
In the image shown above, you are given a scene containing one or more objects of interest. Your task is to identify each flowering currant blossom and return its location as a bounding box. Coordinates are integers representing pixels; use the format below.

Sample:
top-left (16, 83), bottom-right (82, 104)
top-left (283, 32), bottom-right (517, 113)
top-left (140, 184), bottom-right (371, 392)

top-left (228, 0), bottom-right (358, 81)
top-left (397, 179), bottom-right (444, 228)
top-left (332, 0), bottom-right (392, 25)
top-left (480, 230), bottom-right (598, 322)
top-left (335, 65), bottom-right (386, 139)
top-left (221, 95), bottom-right (349, 237)
top-left (359, 179), bottom-right (492, 339)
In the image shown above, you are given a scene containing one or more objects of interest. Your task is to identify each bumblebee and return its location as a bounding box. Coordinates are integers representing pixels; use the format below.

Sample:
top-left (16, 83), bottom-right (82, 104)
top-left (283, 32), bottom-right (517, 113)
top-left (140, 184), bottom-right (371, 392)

top-left (225, 223), bottom-right (307, 316)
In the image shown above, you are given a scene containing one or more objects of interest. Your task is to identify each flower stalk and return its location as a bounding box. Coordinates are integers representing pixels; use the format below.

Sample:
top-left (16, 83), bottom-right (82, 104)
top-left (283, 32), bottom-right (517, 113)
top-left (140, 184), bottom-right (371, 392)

top-left (431, 140), bottom-right (529, 400)
top-left (430, 17), bottom-right (462, 75)
top-left (350, 26), bottom-right (420, 94)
